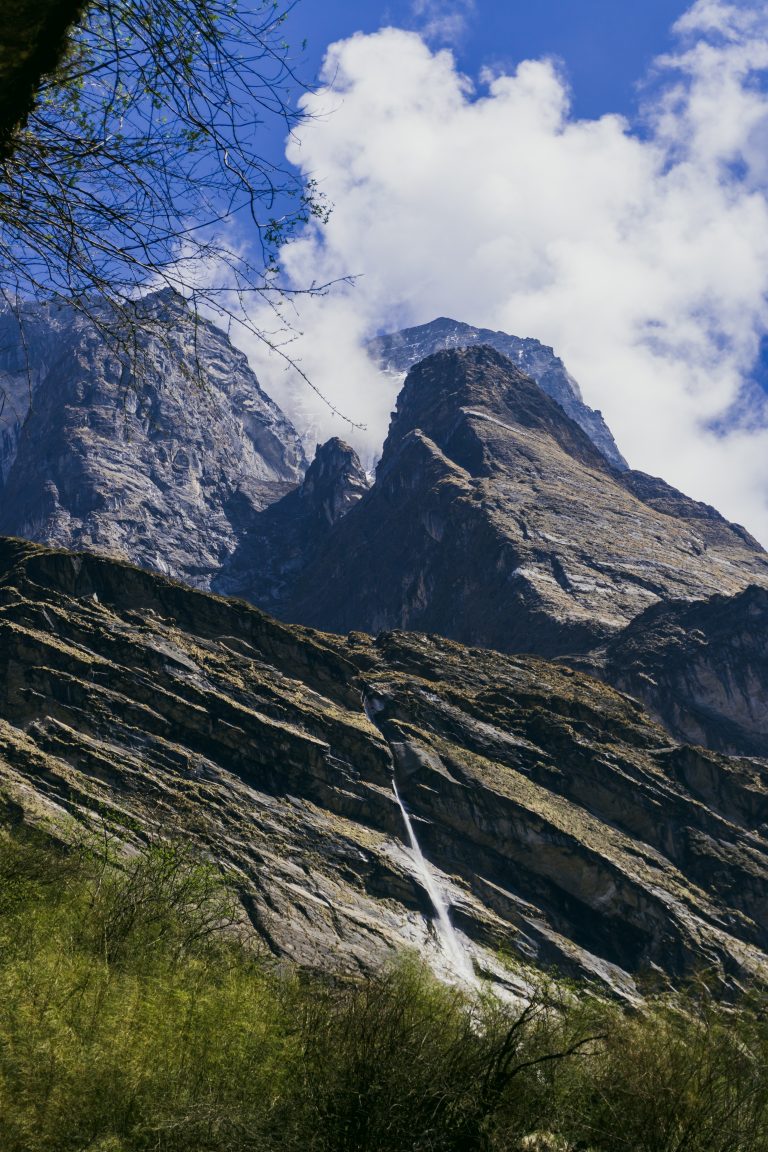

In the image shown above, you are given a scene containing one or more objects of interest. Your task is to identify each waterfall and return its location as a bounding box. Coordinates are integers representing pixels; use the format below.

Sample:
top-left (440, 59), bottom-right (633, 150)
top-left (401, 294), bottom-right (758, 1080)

top-left (363, 690), bottom-right (474, 982)
top-left (391, 778), bottom-right (476, 983)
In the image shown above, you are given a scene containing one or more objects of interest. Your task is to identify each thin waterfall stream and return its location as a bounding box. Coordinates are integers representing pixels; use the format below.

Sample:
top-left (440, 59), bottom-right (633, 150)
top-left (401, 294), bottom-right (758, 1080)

top-left (363, 693), bottom-right (476, 984)
top-left (391, 778), bottom-right (476, 983)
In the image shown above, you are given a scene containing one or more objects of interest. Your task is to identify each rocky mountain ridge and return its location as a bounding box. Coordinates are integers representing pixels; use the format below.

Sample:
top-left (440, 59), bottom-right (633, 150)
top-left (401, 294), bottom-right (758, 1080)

top-left (368, 316), bottom-right (628, 471)
top-left (4, 300), bottom-right (768, 762)
top-left (4, 538), bottom-right (768, 995)
top-left (0, 301), bottom-right (631, 598)
top-left (0, 291), bottom-right (306, 587)
top-left (263, 346), bottom-right (768, 660)
top-left (4, 303), bottom-right (768, 992)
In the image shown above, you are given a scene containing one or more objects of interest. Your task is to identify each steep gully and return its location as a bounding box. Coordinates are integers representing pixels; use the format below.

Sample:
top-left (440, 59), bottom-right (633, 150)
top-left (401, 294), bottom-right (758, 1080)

top-left (362, 690), bottom-right (476, 984)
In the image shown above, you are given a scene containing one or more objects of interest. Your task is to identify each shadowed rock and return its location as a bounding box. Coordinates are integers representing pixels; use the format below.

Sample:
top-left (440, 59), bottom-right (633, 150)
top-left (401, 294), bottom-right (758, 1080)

top-left (575, 584), bottom-right (768, 757)
top-left (214, 437), bottom-right (369, 606)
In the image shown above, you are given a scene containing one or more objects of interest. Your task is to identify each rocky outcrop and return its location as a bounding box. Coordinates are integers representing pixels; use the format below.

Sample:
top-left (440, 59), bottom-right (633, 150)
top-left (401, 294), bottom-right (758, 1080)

top-left (368, 316), bottom-right (628, 470)
top-left (3, 536), bottom-right (768, 995)
top-left (214, 437), bottom-right (369, 607)
top-left (575, 585), bottom-right (768, 757)
top-left (0, 291), bottom-right (306, 587)
top-left (276, 347), bottom-right (768, 656)
top-left (7, 304), bottom-right (764, 671)
top-left (296, 436), bottom-right (370, 525)
top-left (6, 303), bottom-right (768, 770)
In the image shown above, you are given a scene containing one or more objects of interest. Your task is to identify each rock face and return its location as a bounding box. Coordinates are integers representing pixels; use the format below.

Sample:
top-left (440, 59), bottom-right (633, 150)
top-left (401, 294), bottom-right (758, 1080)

top-left (7, 302), bottom-right (764, 667)
top-left (6, 303), bottom-right (768, 780)
top-left (368, 316), bottom-right (628, 470)
top-left (0, 291), bottom-right (306, 587)
top-left (276, 347), bottom-right (768, 657)
top-left (575, 585), bottom-right (768, 758)
top-left (214, 437), bottom-right (369, 607)
top-left (4, 537), bottom-right (768, 995)
top-left (8, 301), bottom-right (768, 998)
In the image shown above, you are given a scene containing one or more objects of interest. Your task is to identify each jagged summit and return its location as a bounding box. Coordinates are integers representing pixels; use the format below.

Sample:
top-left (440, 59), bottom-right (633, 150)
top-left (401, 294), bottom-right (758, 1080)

top-left (277, 346), bottom-right (768, 655)
top-left (2, 299), bottom-right (766, 671)
top-left (213, 436), bottom-right (369, 606)
top-left (380, 345), bottom-right (612, 479)
top-left (299, 437), bottom-right (369, 526)
top-left (369, 316), bottom-right (628, 471)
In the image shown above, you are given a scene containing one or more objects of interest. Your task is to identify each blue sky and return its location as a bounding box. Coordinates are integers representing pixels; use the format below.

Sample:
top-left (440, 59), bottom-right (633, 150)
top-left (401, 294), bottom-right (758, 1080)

top-left (226, 0), bottom-right (768, 544)
top-left (287, 0), bottom-right (693, 120)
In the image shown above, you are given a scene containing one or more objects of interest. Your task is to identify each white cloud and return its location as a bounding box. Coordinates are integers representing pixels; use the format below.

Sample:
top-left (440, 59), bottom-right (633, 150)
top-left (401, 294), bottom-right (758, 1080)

top-left (240, 4), bottom-right (768, 542)
top-left (410, 0), bottom-right (475, 43)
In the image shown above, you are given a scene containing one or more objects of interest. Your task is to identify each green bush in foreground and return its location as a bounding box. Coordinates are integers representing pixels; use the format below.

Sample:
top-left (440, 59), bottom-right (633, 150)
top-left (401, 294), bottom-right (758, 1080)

top-left (2, 822), bottom-right (768, 1151)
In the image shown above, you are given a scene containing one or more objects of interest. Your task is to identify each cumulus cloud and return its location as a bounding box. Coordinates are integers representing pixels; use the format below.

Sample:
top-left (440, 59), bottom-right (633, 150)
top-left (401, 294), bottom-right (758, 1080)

top-left (240, 1), bottom-right (768, 541)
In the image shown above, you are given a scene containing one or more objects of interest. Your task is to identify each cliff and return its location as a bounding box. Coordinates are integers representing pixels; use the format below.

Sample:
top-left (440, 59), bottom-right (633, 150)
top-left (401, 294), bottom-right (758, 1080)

top-left (3, 537), bottom-right (768, 995)
top-left (0, 291), bottom-right (306, 587)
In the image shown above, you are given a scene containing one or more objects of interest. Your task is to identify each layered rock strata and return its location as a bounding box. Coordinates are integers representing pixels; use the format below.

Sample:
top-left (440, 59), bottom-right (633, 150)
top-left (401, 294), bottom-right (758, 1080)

top-left (3, 538), bottom-right (768, 995)
top-left (575, 585), bottom-right (768, 758)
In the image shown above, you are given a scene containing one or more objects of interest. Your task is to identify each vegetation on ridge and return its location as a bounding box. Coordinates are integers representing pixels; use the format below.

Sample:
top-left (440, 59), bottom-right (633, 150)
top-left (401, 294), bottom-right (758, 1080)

top-left (2, 820), bottom-right (768, 1152)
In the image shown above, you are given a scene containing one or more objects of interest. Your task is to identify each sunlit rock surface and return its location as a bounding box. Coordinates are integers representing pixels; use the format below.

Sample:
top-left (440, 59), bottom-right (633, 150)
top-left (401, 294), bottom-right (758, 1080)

top-left (6, 304), bottom-right (768, 794)
top-left (278, 346), bottom-right (768, 656)
top-left (4, 538), bottom-right (768, 995)
top-left (368, 316), bottom-right (628, 470)
top-left (0, 291), bottom-right (306, 587)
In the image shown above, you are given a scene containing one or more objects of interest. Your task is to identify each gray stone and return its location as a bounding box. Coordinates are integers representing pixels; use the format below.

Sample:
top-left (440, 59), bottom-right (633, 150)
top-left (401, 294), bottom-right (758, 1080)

top-left (4, 537), bottom-right (768, 995)
top-left (0, 290), bottom-right (306, 587)
top-left (574, 584), bottom-right (768, 757)
top-left (276, 346), bottom-right (768, 656)
top-left (215, 436), bottom-right (369, 605)
top-left (368, 316), bottom-right (628, 470)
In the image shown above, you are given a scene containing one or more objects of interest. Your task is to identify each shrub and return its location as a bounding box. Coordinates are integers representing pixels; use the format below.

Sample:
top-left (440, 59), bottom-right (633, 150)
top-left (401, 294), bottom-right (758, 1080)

top-left (3, 820), bottom-right (768, 1152)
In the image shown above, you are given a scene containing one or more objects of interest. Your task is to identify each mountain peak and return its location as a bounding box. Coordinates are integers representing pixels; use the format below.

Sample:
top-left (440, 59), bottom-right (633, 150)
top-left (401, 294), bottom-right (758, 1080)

top-left (369, 317), bottom-right (628, 471)
top-left (279, 343), bottom-right (768, 658)
top-left (299, 437), bottom-right (369, 526)
top-left (381, 344), bottom-right (612, 478)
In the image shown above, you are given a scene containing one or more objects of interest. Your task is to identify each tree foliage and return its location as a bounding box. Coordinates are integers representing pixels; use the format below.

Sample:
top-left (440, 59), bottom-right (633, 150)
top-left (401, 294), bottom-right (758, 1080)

top-left (0, 0), bottom-right (331, 343)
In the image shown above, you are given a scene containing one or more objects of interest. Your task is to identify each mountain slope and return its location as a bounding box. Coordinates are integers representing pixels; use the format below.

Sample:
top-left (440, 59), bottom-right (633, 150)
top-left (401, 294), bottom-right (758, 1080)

top-left (369, 316), bottom-right (628, 470)
top-left (0, 291), bottom-right (306, 587)
top-left (276, 346), bottom-right (768, 657)
top-left (4, 537), bottom-right (768, 995)
top-left (574, 585), bottom-right (768, 757)
top-left (5, 301), bottom-right (758, 666)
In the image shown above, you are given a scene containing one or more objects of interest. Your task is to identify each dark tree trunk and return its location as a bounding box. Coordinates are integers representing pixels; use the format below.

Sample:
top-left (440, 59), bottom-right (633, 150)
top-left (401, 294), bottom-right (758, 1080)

top-left (0, 0), bottom-right (87, 160)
